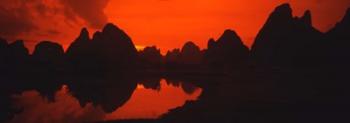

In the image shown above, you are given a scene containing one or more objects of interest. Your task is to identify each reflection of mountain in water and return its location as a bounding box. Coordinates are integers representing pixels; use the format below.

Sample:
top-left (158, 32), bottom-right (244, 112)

top-left (105, 79), bottom-right (202, 120)
top-left (9, 85), bottom-right (106, 123)
top-left (68, 76), bottom-right (138, 113)
top-left (8, 78), bottom-right (202, 123)
top-left (66, 23), bottom-right (138, 74)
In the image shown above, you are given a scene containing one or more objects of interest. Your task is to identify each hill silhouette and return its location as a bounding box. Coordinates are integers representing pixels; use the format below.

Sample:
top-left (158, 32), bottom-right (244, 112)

top-left (66, 28), bottom-right (92, 72)
top-left (204, 29), bottom-right (249, 71)
top-left (0, 38), bottom-right (8, 70)
top-left (91, 23), bottom-right (138, 70)
top-left (138, 46), bottom-right (163, 69)
top-left (251, 4), bottom-right (323, 68)
top-left (32, 41), bottom-right (65, 73)
top-left (180, 41), bottom-right (203, 64)
top-left (165, 49), bottom-right (181, 65)
top-left (164, 41), bottom-right (203, 65)
top-left (163, 41), bottom-right (206, 74)
top-left (324, 8), bottom-right (350, 71)
top-left (66, 23), bottom-right (138, 75)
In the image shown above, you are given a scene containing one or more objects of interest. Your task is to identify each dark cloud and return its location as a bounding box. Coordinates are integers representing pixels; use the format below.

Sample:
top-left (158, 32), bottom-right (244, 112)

top-left (46, 29), bottom-right (61, 35)
top-left (0, 1), bottom-right (38, 37)
top-left (59, 0), bottom-right (110, 29)
top-left (0, 0), bottom-right (110, 40)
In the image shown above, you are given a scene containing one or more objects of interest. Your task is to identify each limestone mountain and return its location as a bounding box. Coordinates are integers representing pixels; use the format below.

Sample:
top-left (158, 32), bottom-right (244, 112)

top-left (180, 41), bottom-right (202, 64)
top-left (251, 3), bottom-right (323, 67)
top-left (66, 23), bottom-right (139, 73)
top-left (204, 29), bottom-right (249, 69)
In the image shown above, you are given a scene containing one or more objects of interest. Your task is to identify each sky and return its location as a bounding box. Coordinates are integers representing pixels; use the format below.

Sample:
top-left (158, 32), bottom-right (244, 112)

top-left (0, 0), bottom-right (349, 54)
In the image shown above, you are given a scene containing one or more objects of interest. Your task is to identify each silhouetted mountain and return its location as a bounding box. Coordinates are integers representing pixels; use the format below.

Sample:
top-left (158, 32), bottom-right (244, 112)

top-left (164, 42), bottom-right (205, 72)
top-left (0, 38), bottom-right (7, 49)
top-left (0, 38), bottom-right (8, 69)
top-left (165, 41), bottom-right (203, 65)
top-left (204, 30), bottom-right (249, 70)
top-left (139, 46), bottom-right (163, 69)
top-left (324, 8), bottom-right (350, 69)
top-left (251, 3), bottom-right (323, 68)
top-left (32, 41), bottom-right (65, 68)
top-left (66, 28), bottom-right (91, 60)
top-left (89, 23), bottom-right (138, 72)
top-left (8, 40), bottom-right (29, 61)
top-left (314, 8), bottom-right (350, 98)
top-left (66, 23), bottom-right (139, 74)
top-left (328, 8), bottom-right (350, 35)
top-left (66, 28), bottom-right (93, 73)
top-left (180, 41), bottom-right (202, 64)
top-left (164, 49), bottom-right (181, 65)
top-left (7, 40), bottom-right (30, 74)
top-left (300, 10), bottom-right (312, 26)
top-left (0, 39), bottom-right (28, 76)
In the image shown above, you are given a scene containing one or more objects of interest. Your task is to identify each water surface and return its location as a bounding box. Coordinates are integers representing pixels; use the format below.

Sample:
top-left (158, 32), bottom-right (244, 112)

top-left (9, 79), bottom-right (202, 123)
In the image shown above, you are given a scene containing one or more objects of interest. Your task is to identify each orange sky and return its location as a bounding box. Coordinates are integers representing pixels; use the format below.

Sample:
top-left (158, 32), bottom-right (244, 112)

top-left (1, 0), bottom-right (349, 54)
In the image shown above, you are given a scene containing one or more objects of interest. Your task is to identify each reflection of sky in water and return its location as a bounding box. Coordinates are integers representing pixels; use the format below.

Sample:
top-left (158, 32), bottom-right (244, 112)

top-left (105, 79), bottom-right (202, 120)
top-left (9, 79), bottom-right (202, 123)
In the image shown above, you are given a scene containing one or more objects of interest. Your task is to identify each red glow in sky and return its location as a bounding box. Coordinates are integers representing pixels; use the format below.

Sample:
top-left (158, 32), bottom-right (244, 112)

top-left (0, 0), bottom-right (349, 53)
